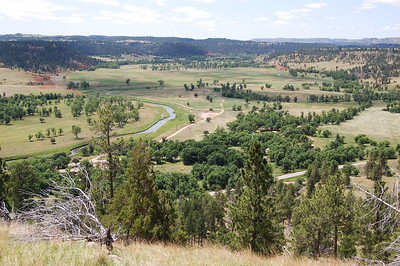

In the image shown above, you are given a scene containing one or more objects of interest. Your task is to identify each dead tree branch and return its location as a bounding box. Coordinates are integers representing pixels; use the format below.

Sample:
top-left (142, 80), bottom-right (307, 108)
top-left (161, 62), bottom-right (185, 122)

top-left (354, 167), bottom-right (400, 265)
top-left (16, 168), bottom-right (113, 248)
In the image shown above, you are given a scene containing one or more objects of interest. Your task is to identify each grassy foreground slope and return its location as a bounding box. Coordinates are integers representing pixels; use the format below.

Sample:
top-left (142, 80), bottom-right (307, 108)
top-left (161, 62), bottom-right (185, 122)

top-left (0, 222), bottom-right (355, 266)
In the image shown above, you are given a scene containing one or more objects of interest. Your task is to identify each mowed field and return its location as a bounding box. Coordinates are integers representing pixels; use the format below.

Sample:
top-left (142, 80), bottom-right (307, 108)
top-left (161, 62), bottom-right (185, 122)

top-left (0, 101), bottom-right (169, 159)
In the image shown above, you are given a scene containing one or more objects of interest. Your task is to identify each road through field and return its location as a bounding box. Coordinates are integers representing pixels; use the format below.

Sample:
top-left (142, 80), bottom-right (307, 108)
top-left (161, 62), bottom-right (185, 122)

top-left (276, 161), bottom-right (367, 180)
top-left (165, 101), bottom-right (225, 140)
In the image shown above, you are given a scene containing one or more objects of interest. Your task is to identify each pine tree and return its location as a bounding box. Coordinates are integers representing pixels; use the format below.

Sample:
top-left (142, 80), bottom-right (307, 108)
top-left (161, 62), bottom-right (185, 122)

top-left (91, 102), bottom-right (117, 198)
top-left (106, 139), bottom-right (162, 240)
top-left (230, 141), bottom-right (284, 255)
top-left (0, 158), bottom-right (9, 206)
top-left (293, 174), bottom-right (358, 258)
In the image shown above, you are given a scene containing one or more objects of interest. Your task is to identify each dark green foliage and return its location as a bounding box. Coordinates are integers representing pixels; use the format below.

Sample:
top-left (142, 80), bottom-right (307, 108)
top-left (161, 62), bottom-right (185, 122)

top-left (293, 174), bottom-right (358, 258)
top-left (0, 41), bottom-right (98, 72)
top-left (155, 172), bottom-right (200, 200)
top-left (230, 141), bottom-right (284, 254)
top-left (51, 152), bottom-right (70, 169)
top-left (106, 140), bottom-right (164, 240)
top-left (7, 161), bottom-right (46, 210)
top-left (179, 192), bottom-right (226, 245)
top-left (188, 114), bottom-right (195, 123)
top-left (274, 181), bottom-right (300, 224)
top-left (365, 148), bottom-right (388, 180)
top-left (0, 158), bottom-right (9, 205)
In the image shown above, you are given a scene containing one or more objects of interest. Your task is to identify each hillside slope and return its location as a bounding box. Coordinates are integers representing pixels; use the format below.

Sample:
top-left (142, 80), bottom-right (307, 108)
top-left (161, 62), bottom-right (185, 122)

top-left (0, 222), bottom-right (356, 266)
top-left (0, 41), bottom-right (98, 72)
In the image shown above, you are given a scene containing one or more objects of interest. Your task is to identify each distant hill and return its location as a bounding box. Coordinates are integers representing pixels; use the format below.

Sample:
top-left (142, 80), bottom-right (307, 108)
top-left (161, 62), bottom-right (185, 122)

top-left (0, 34), bottom-right (330, 57)
top-left (0, 41), bottom-right (98, 72)
top-left (0, 34), bottom-right (399, 67)
top-left (252, 37), bottom-right (400, 46)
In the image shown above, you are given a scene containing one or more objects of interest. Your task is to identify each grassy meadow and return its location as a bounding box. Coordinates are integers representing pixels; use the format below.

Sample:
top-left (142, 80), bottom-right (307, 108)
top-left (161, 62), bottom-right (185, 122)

top-left (0, 101), bottom-right (169, 159)
top-left (69, 65), bottom-right (338, 102)
top-left (320, 101), bottom-right (400, 145)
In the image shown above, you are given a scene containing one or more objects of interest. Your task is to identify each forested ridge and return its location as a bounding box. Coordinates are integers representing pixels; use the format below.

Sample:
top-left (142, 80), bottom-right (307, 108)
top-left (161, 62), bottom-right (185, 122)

top-left (0, 41), bottom-right (98, 72)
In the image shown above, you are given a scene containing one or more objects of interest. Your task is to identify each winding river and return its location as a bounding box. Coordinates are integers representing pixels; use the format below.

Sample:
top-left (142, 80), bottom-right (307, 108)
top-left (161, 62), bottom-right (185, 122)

top-left (70, 103), bottom-right (176, 156)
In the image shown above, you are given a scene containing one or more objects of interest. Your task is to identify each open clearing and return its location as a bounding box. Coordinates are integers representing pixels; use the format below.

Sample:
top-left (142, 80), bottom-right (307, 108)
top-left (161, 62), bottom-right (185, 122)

top-left (68, 65), bottom-right (337, 100)
top-left (320, 101), bottom-right (400, 145)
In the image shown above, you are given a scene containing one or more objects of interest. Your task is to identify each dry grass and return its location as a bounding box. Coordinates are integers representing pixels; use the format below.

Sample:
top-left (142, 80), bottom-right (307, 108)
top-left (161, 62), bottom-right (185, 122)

top-left (320, 102), bottom-right (400, 145)
top-left (285, 61), bottom-right (363, 71)
top-left (154, 161), bottom-right (193, 174)
top-left (0, 222), bottom-right (357, 266)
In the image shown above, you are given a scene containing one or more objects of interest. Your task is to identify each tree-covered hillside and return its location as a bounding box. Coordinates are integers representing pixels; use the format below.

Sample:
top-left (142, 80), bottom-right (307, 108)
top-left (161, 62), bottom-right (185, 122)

top-left (0, 41), bottom-right (99, 72)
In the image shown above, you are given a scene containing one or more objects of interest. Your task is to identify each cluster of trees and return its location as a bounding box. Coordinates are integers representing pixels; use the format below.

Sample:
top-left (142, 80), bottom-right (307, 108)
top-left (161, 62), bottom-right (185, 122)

top-left (218, 82), bottom-right (291, 102)
top-left (66, 81), bottom-right (90, 90)
top-left (0, 93), bottom-right (69, 124)
top-left (0, 154), bottom-right (68, 210)
top-left (28, 127), bottom-right (63, 142)
top-left (307, 94), bottom-right (351, 103)
top-left (65, 95), bottom-right (140, 127)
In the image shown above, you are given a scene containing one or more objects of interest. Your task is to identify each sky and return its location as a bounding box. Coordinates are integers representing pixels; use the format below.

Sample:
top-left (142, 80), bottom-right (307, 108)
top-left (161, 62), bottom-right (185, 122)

top-left (0, 0), bottom-right (399, 40)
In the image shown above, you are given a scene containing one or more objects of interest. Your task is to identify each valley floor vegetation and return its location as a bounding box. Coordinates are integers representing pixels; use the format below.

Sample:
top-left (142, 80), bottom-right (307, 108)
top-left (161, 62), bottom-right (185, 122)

top-left (2, 43), bottom-right (400, 264)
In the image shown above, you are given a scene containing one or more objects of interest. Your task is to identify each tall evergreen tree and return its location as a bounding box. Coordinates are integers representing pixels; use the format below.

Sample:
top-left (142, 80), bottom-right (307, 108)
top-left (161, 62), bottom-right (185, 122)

top-left (230, 141), bottom-right (284, 255)
top-left (91, 102), bottom-right (117, 198)
top-left (107, 139), bottom-right (162, 240)
top-left (293, 174), bottom-right (358, 258)
top-left (0, 158), bottom-right (9, 205)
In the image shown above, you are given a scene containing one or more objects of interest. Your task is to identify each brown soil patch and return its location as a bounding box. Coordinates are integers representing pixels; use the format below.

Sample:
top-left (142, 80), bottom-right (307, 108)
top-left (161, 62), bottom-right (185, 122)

top-left (275, 64), bottom-right (286, 71)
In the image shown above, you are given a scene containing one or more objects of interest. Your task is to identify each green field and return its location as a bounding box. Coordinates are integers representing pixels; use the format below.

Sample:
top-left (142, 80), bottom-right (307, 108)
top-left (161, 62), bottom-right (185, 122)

top-left (0, 101), bottom-right (169, 159)
top-left (320, 102), bottom-right (400, 145)
top-left (2, 65), bottom-right (399, 159)
top-left (68, 65), bottom-right (338, 101)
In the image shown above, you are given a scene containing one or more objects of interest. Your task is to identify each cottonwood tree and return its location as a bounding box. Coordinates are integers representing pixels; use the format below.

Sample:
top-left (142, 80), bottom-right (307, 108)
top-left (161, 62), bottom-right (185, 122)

top-left (230, 141), bottom-right (284, 255)
top-left (71, 125), bottom-right (81, 139)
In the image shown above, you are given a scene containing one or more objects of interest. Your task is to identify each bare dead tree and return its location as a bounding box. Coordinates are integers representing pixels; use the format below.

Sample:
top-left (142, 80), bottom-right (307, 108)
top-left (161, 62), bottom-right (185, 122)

top-left (0, 201), bottom-right (11, 222)
top-left (16, 168), bottom-right (114, 249)
top-left (354, 167), bottom-right (400, 265)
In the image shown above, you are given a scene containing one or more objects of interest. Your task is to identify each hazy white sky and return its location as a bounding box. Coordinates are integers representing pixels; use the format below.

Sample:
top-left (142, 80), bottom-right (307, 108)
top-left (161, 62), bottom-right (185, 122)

top-left (0, 0), bottom-right (399, 40)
